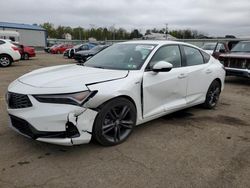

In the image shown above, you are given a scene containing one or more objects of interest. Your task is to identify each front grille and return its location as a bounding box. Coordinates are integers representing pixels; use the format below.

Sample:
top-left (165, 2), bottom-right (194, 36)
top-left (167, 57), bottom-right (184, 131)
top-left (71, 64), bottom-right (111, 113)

top-left (8, 92), bottom-right (32, 109)
top-left (223, 58), bottom-right (250, 69)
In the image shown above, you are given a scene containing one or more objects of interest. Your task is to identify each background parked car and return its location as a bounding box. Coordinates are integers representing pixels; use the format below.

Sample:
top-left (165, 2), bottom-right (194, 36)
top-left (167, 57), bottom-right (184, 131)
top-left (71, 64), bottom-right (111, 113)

top-left (74, 45), bottom-right (110, 63)
top-left (201, 42), bottom-right (229, 59)
top-left (13, 43), bottom-right (36, 60)
top-left (50, 44), bottom-right (73, 54)
top-left (63, 43), bottom-right (97, 58)
top-left (219, 41), bottom-right (250, 78)
top-left (44, 44), bottom-right (58, 53)
top-left (0, 39), bottom-right (21, 67)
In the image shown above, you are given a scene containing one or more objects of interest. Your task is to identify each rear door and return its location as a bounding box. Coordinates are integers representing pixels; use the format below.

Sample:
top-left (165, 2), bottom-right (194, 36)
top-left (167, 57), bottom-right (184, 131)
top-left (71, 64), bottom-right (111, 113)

top-left (142, 45), bottom-right (188, 118)
top-left (181, 45), bottom-right (214, 105)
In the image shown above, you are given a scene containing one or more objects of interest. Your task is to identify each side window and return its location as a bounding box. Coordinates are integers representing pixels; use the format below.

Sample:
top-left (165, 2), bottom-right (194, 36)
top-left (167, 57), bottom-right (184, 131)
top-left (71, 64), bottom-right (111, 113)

top-left (215, 43), bottom-right (225, 52)
top-left (80, 45), bottom-right (88, 50)
top-left (9, 37), bottom-right (15, 42)
top-left (201, 51), bottom-right (210, 63)
top-left (183, 46), bottom-right (204, 66)
top-left (148, 45), bottom-right (181, 69)
top-left (0, 40), bottom-right (5, 45)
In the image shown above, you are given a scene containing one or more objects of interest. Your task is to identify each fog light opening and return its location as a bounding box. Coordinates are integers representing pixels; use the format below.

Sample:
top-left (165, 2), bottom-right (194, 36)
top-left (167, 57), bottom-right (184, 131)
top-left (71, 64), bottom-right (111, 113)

top-left (65, 121), bottom-right (80, 138)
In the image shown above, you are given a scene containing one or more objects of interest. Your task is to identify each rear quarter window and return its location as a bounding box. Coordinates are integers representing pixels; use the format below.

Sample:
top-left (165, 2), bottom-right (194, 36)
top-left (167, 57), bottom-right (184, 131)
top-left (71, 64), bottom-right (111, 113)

top-left (183, 46), bottom-right (204, 66)
top-left (201, 51), bottom-right (210, 63)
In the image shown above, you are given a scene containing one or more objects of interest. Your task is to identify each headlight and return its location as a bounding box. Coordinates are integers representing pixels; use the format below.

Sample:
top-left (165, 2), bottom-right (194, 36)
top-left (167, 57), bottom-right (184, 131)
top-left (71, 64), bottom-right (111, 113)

top-left (33, 91), bottom-right (97, 106)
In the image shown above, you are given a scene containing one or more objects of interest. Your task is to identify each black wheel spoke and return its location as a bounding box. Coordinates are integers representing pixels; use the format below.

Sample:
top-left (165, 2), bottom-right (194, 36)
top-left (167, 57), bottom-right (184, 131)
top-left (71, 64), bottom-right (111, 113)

top-left (117, 126), bottom-right (121, 141)
top-left (103, 123), bottom-right (115, 134)
top-left (120, 120), bottom-right (133, 129)
top-left (114, 126), bottom-right (118, 142)
top-left (120, 106), bottom-right (130, 119)
top-left (109, 108), bottom-right (119, 120)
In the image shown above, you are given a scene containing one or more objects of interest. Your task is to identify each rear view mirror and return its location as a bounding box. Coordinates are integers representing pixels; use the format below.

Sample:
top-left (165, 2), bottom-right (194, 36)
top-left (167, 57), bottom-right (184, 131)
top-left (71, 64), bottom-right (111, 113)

top-left (152, 61), bottom-right (173, 72)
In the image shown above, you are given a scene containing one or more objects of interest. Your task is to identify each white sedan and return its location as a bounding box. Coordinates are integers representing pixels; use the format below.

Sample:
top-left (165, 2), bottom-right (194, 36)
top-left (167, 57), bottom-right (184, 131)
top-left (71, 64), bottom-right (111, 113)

top-left (6, 41), bottom-right (225, 146)
top-left (0, 39), bottom-right (21, 67)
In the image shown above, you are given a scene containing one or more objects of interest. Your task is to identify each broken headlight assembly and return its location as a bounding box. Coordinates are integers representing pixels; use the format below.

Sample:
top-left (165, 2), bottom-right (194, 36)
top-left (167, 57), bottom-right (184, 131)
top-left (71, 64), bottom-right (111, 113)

top-left (33, 90), bottom-right (97, 106)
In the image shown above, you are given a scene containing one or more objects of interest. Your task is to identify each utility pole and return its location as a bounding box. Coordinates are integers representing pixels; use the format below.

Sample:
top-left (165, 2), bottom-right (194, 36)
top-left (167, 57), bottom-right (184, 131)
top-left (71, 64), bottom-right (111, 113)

top-left (165, 23), bottom-right (168, 39)
top-left (110, 24), bottom-right (115, 41)
top-left (78, 27), bottom-right (82, 40)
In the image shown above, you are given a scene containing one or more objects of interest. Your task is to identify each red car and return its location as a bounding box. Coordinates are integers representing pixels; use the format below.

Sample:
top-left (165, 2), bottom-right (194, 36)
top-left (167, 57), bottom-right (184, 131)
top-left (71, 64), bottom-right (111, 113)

top-left (14, 43), bottom-right (36, 60)
top-left (50, 44), bottom-right (73, 54)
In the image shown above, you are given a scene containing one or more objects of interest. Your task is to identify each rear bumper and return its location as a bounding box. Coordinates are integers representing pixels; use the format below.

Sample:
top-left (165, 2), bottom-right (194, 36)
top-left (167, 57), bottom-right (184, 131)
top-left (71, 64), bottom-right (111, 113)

top-left (225, 67), bottom-right (250, 78)
top-left (29, 52), bottom-right (36, 57)
top-left (12, 51), bottom-right (21, 61)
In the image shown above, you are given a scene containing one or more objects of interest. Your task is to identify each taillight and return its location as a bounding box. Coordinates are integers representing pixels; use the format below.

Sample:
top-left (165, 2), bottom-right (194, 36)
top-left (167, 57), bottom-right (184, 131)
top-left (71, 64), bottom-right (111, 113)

top-left (11, 46), bottom-right (19, 51)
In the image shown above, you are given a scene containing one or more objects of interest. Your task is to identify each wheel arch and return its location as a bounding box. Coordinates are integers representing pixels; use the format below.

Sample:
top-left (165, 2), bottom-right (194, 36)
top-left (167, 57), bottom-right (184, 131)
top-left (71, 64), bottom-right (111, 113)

top-left (96, 95), bottom-right (137, 114)
top-left (204, 78), bottom-right (222, 99)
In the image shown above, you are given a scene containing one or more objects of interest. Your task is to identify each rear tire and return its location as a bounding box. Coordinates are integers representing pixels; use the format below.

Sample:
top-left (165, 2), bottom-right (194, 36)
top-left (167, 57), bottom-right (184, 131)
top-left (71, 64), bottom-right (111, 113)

top-left (203, 80), bottom-right (221, 109)
top-left (23, 53), bottom-right (29, 60)
top-left (0, 55), bottom-right (12, 67)
top-left (93, 98), bottom-right (136, 146)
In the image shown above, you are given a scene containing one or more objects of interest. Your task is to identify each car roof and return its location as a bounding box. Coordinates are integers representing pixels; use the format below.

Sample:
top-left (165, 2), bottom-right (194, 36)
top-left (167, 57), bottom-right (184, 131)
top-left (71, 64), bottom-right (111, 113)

top-left (120, 40), bottom-right (201, 50)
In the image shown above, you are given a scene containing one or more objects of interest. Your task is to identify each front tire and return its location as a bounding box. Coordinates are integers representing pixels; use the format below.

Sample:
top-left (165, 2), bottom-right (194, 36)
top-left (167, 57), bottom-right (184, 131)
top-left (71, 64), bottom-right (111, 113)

top-left (203, 80), bottom-right (221, 109)
top-left (0, 55), bottom-right (12, 67)
top-left (93, 98), bottom-right (136, 146)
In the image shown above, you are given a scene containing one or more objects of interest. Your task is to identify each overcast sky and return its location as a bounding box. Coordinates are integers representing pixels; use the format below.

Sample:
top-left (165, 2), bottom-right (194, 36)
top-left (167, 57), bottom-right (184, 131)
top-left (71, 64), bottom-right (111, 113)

top-left (1, 0), bottom-right (250, 36)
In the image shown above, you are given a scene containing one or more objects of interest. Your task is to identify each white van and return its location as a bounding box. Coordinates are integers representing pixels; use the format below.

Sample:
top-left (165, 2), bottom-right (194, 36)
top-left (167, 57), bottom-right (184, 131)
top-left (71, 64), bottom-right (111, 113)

top-left (0, 30), bottom-right (20, 42)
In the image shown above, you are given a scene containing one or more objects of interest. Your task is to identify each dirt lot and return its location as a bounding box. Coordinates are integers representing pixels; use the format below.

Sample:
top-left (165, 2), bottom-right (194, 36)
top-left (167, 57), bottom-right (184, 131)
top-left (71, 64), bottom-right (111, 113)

top-left (0, 53), bottom-right (249, 188)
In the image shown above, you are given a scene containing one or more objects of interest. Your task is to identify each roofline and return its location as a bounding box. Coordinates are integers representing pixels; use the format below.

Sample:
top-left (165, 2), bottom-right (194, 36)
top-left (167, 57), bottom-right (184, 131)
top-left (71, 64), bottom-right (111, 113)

top-left (0, 25), bottom-right (45, 31)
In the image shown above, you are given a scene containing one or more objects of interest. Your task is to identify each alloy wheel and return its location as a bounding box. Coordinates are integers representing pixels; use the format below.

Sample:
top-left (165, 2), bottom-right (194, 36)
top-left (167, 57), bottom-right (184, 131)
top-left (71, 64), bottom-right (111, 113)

top-left (207, 85), bottom-right (220, 107)
top-left (24, 53), bottom-right (29, 60)
top-left (0, 56), bottom-right (11, 67)
top-left (102, 105), bottom-right (134, 143)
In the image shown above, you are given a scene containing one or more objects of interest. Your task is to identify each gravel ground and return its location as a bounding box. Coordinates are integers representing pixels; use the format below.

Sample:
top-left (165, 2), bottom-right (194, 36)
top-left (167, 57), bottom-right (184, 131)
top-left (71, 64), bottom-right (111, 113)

top-left (0, 53), bottom-right (249, 188)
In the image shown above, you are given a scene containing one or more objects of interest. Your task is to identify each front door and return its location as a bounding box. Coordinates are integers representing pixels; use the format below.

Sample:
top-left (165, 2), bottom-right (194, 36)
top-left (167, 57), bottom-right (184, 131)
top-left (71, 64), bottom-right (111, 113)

top-left (143, 45), bottom-right (188, 118)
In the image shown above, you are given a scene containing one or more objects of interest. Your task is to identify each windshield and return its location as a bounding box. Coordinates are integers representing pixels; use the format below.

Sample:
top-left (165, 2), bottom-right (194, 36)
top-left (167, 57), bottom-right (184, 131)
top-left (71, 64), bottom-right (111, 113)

top-left (50, 44), bottom-right (59, 48)
top-left (231, 42), bottom-right (250, 52)
top-left (201, 43), bottom-right (216, 50)
top-left (74, 44), bottom-right (83, 49)
top-left (84, 43), bottom-right (156, 70)
top-left (90, 45), bottom-right (106, 52)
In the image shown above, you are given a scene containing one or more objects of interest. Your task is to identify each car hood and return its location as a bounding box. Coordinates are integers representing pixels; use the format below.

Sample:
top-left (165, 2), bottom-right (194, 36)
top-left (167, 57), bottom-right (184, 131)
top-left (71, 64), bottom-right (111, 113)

top-left (18, 64), bottom-right (128, 88)
top-left (219, 52), bottom-right (250, 59)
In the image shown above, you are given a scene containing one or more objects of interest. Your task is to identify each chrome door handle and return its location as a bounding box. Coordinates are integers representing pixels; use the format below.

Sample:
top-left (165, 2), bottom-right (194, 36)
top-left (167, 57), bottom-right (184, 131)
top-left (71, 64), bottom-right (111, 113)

top-left (178, 73), bottom-right (187, 79)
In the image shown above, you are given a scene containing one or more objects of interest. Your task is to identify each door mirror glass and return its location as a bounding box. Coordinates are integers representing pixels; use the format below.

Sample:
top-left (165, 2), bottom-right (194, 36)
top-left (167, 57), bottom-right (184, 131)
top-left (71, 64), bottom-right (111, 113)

top-left (152, 61), bottom-right (173, 72)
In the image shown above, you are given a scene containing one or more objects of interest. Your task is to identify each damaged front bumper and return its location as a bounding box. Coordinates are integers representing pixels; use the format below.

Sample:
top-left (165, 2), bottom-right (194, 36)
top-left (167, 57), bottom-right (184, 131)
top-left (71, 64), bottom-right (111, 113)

top-left (7, 95), bottom-right (98, 146)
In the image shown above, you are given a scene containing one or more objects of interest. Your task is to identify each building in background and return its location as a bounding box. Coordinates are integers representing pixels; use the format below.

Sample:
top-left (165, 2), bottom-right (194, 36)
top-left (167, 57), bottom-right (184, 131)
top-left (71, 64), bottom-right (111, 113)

top-left (63, 33), bottom-right (72, 40)
top-left (0, 22), bottom-right (46, 47)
